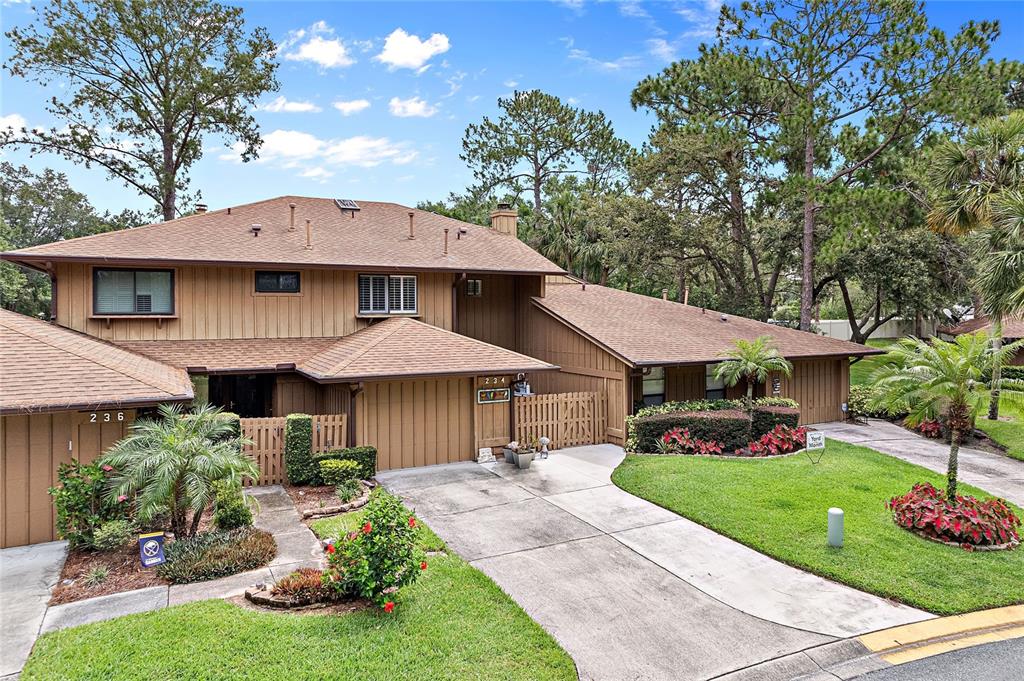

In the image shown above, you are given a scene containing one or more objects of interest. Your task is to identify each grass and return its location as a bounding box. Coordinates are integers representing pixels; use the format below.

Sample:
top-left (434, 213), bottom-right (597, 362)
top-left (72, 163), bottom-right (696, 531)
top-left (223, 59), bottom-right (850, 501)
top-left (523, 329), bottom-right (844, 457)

top-left (849, 339), bottom-right (897, 386)
top-left (24, 503), bottom-right (575, 681)
top-left (975, 399), bottom-right (1024, 462)
top-left (612, 439), bottom-right (1023, 616)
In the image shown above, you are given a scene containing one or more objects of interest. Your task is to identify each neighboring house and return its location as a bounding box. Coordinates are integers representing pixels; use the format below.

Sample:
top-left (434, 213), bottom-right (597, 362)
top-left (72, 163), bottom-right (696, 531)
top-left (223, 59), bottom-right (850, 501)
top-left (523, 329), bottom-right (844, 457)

top-left (940, 315), bottom-right (1024, 364)
top-left (1, 196), bottom-right (877, 547)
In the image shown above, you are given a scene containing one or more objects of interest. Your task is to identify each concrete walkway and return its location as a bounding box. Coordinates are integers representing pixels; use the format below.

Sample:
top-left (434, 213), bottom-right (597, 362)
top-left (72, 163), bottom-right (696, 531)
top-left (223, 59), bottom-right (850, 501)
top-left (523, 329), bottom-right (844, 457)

top-left (816, 419), bottom-right (1024, 506)
top-left (377, 446), bottom-right (930, 681)
top-left (0, 485), bottom-right (321, 678)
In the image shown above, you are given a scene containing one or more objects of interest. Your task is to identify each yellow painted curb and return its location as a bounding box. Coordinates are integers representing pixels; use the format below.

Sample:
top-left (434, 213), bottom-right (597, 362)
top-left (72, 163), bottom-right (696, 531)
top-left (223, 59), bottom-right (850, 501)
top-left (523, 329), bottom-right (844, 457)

top-left (880, 625), bottom-right (1024, 665)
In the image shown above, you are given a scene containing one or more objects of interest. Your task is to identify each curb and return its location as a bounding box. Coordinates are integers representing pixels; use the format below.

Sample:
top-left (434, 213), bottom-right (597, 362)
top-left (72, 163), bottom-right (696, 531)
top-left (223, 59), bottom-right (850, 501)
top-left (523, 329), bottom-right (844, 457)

top-left (713, 605), bottom-right (1024, 680)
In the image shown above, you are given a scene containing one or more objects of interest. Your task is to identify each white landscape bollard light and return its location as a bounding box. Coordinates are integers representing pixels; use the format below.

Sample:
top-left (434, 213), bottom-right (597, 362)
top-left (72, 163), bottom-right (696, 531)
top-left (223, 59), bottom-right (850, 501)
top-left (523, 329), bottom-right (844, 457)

top-left (828, 507), bottom-right (844, 548)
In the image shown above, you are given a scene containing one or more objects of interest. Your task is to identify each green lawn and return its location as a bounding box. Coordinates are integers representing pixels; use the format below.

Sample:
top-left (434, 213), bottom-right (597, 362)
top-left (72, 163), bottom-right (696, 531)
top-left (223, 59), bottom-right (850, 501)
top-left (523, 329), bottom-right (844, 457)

top-left (849, 339), bottom-right (897, 386)
top-left (975, 400), bottom-right (1024, 462)
top-left (24, 508), bottom-right (575, 681)
top-left (612, 440), bottom-right (1023, 616)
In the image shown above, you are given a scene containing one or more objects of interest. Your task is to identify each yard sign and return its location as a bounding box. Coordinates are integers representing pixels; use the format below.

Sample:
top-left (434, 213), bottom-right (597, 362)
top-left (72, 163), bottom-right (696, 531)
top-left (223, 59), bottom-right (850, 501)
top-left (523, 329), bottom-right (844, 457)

top-left (138, 532), bottom-right (166, 568)
top-left (806, 431), bottom-right (825, 450)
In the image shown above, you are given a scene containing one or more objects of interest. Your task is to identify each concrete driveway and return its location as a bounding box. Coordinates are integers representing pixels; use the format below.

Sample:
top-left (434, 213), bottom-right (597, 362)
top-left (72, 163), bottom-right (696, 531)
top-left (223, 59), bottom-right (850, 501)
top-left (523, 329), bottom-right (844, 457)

top-left (0, 540), bottom-right (66, 679)
top-left (816, 419), bottom-right (1024, 506)
top-left (377, 445), bottom-right (929, 681)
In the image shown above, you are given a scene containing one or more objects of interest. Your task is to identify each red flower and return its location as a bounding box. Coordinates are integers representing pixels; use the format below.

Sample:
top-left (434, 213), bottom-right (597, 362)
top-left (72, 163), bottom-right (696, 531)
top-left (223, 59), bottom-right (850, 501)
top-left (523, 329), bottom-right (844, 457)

top-left (408, 517), bottom-right (416, 528)
top-left (383, 601), bottom-right (395, 613)
top-left (117, 495), bottom-right (128, 503)
top-left (362, 522), bottom-right (372, 534)
top-left (325, 543), bottom-right (335, 554)
top-left (101, 465), bottom-right (113, 472)
top-left (420, 561), bottom-right (427, 570)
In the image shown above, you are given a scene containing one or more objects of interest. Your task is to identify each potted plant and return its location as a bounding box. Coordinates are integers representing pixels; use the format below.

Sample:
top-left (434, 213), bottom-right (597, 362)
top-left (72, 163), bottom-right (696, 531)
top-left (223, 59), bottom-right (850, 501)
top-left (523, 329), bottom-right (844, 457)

top-left (503, 441), bottom-right (520, 466)
top-left (516, 448), bottom-right (535, 469)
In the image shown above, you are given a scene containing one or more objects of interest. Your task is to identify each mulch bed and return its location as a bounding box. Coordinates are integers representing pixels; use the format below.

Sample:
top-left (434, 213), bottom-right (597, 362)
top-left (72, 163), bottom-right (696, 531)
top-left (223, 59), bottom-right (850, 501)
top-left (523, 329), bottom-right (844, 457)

top-left (284, 482), bottom-right (372, 518)
top-left (230, 593), bottom-right (373, 616)
top-left (49, 543), bottom-right (165, 606)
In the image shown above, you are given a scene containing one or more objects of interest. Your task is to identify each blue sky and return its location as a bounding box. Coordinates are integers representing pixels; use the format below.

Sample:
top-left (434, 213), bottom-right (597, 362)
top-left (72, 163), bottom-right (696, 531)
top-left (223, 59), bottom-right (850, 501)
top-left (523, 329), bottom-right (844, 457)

top-left (2, 0), bottom-right (1023, 217)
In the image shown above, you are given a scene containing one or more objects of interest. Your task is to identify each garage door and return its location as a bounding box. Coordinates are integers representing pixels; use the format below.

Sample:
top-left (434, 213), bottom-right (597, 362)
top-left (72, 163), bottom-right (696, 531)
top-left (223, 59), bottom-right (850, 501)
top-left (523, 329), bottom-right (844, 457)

top-left (776, 359), bottom-right (849, 425)
top-left (1, 410), bottom-right (133, 548)
top-left (357, 377), bottom-right (474, 471)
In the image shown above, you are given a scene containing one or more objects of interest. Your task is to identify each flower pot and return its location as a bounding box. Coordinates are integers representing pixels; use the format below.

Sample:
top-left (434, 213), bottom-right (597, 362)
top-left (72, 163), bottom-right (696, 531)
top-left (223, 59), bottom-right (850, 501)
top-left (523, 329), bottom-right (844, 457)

top-left (516, 451), bottom-right (534, 469)
top-left (503, 447), bottom-right (519, 466)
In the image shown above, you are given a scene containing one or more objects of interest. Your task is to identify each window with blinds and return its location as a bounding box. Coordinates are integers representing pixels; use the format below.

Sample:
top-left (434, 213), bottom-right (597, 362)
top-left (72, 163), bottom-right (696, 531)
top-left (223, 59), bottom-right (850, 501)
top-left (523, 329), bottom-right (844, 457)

top-left (706, 363), bottom-right (726, 399)
top-left (93, 269), bottom-right (173, 315)
top-left (255, 271), bottom-right (300, 293)
top-left (358, 274), bottom-right (416, 315)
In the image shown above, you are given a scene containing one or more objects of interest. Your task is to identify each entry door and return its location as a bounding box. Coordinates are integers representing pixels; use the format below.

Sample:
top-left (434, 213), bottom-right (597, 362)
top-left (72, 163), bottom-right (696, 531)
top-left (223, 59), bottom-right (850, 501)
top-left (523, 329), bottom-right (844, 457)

top-left (72, 410), bottom-right (133, 464)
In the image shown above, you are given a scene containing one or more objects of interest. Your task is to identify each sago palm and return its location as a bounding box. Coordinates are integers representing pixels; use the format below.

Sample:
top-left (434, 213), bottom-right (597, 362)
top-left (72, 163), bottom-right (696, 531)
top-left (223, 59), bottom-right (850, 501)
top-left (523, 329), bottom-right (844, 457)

top-left (928, 112), bottom-right (1024, 419)
top-left (870, 333), bottom-right (1024, 500)
top-left (715, 336), bottom-right (793, 431)
top-left (100, 403), bottom-right (256, 538)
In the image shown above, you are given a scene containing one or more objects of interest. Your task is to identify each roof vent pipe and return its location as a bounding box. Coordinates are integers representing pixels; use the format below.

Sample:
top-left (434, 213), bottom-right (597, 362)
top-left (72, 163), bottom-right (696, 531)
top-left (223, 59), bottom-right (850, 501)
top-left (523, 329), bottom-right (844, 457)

top-left (305, 219), bottom-right (313, 250)
top-left (684, 286), bottom-right (690, 305)
top-left (408, 212), bottom-right (415, 240)
top-left (195, 203), bottom-right (208, 214)
top-left (289, 202), bottom-right (296, 231)
top-left (443, 228), bottom-right (449, 255)
top-left (662, 288), bottom-right (668, 301)
top-left (251, 223), bottom-right (261, 237)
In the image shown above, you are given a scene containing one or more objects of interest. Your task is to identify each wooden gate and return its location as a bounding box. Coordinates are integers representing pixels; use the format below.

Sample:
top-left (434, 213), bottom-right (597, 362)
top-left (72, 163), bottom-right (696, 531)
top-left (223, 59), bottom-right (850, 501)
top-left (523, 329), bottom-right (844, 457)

top-left (241, 414), bottom-right (348, 486)
top-left (515, 392), bottom-right (605, 449)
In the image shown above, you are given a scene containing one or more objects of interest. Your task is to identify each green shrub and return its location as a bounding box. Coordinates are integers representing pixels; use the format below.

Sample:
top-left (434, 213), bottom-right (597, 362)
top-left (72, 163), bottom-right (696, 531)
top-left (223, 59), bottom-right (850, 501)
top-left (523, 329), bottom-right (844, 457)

top-left (630, 409), bottom-right (750, 453)
top-left (751, 405), bottom-right (800, 438)
top-left (48, 461), bottom-right (129, 549)
top-left (753, 397), bottom-right (799, 409)
top-left (284, 414), bottom-right (315, 485)
top-left (314, 446), bottom-right (377, 481)
top-left (335, 479), bottom-right (363, 503)
top-left (848, 384), bottom-right (905, 419)
top-left (319, 459), bottom-right (360, 486)
top-left (323, 489), bottom-right (424, 609)
top-left (158, 527), bottom-right (276, 584)
top-left (92, 519), bottom-right (134, 552)
top-left (211, 479), bottom-right (252, 531)
top-left (84, 566), bottom-right (109, 588)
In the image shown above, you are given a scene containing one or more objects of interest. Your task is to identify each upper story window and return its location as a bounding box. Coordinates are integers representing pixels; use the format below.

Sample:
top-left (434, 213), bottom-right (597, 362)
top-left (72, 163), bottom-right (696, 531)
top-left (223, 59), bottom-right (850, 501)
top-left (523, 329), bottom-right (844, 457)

top-left (705, 363), bottom-right (726, 399)
top-left (255, 271), bottom-right (300, 293)
top-left (358, 274), bottom-right (417, 315)
top-left (93, 268), bottom-right (174, 315)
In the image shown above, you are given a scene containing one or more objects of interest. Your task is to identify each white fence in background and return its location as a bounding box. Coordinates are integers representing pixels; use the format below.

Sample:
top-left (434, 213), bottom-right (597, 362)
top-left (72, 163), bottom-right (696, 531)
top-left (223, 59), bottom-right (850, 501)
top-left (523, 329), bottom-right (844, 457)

top-left (814, 318), bottom-right (938, 341)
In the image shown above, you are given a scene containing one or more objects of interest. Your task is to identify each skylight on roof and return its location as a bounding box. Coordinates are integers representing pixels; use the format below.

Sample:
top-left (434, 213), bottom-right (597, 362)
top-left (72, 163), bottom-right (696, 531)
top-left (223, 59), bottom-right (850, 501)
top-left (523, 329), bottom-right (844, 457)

top-left (334, 199), bottom-right (360, 212)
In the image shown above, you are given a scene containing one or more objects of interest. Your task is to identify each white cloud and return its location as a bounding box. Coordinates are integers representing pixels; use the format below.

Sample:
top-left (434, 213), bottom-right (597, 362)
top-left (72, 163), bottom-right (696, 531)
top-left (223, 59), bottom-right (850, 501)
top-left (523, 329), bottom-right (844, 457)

top-left (256, 96), bottom-right (322, 113)
top-left (333, 99), bottom-right (371, 116)
top-left (221, 128), bottom-right (417, 173)
top-left (443, 71), bottom-right (466, 98)
top-left (564, 37), bottom-right (643, 71)
top-left (676, 0), bottom-right (722, 39)
top-left (0, 113), bottom-right (27, 131)
top-left (388, 96), bottom-right (438, 118)
top-left (618, 1), bottom-right (649, 19)
top-left (647, 38), bottom-right (678, 62)
top-left (279, 22), bottom-right (355, 69)
top-left (375, 28), bottom-right (450, 71)
top-left (503, 80), bottom-right (519, 88)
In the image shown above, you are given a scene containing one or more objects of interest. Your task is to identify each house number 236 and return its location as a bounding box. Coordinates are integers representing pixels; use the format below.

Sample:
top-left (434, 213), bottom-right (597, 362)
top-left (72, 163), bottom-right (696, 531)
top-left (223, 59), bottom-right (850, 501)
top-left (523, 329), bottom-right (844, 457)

top-left (90, 412), bottom-right (124, 423)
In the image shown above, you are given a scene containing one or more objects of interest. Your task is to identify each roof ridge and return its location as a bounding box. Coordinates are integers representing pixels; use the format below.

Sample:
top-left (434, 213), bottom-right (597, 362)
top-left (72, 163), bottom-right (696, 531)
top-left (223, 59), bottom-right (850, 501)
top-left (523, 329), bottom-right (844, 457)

top-left (318, 318), bottom-right (411, 376)
top-left (0, 314), bottom-right (186, 396)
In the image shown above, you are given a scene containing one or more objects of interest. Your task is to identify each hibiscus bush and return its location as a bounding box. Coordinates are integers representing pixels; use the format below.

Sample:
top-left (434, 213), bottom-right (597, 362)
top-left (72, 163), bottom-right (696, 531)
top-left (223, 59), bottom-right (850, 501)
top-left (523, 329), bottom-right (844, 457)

top-left (323, 490), bottom-right (425, 611)
top-left (743, 425), bottom-right (808, 457)
top-left (887, 482), bottom-right (1021, 549)
top-left (49, 461), bottom-right (131, 549)
top-left (656, 427), bottom-right (724, 455)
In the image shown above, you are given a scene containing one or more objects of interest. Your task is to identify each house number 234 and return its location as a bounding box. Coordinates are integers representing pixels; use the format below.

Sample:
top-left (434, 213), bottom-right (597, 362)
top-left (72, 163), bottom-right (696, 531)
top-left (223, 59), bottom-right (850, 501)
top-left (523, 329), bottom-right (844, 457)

top-left (89, 412), bottom-right (125, 423)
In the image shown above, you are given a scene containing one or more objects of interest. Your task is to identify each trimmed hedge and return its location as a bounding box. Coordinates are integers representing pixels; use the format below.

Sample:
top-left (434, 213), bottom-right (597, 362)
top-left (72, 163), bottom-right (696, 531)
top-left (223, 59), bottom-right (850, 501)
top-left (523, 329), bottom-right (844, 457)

top-left (284, 414), bottom-right (315, 485)
top-left (752, 405), bottom-right (800, 439)
top-left (314, 446), bottom-right (377, 481)
top-left (631, 409), bottom-right (750, 453)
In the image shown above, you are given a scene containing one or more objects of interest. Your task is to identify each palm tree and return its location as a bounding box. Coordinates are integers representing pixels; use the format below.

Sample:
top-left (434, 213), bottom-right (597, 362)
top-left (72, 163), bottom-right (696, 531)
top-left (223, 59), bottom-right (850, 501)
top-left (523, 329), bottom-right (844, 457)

top-left (100, 403), bottom-right (256, 538)
top-left (871, 333), bottom-right (1024, 500)
top-left (715, 336), bottom-right (793, 431)
top-left (928, 112), bottom-right (1024, 420)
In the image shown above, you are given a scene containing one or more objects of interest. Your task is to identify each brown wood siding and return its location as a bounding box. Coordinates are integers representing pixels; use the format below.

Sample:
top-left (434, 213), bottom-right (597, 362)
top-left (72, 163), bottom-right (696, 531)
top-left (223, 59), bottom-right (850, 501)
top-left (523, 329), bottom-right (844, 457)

top-left (356, 377), bottom-right (473, 471)
top-left (775, 358), bottom-right (849, 425)
top-left (457, 274), bottom-right (517, 350)
top-left (1, 410), bottom-right (134, 548)
top-left (518, 301), bottom-right (629, 445)
top-left (666, 365), bottom-right (705, 401)
top-left (55, 263), bottom-right (454, 341)
top-left (473, 376), bottom-right (513, 449)
top-left (272, 375), bottom-right (352, 417)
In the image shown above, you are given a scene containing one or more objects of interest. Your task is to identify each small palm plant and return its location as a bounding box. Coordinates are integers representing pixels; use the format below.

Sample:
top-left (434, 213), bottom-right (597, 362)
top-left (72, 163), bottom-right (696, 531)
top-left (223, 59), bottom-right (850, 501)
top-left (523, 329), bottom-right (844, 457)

top-left (870, 333), bottom-right (1024, 500)
top-left (715, 336), bottom-right (793, 431)
top-left (100, 403), bottom-right (256, 538)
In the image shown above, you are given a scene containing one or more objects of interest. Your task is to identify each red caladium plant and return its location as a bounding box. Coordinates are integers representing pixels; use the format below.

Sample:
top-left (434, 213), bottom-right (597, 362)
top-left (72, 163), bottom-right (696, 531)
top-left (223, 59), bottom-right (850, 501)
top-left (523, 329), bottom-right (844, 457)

top-left (659, 427), bottom-right (725, 456)
top-left (912, 419), bottom-right (943, 439)
top-left (888, 482), bottom-right (1020, 549)
top-left (740, 425), bottom-right (808, 457)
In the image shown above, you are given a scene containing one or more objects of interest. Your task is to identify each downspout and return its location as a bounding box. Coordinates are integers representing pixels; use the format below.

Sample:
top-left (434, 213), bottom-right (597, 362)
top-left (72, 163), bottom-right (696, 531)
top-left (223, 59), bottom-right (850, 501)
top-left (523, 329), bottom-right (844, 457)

top-left (49, 271), bottom-right (57, 321)
top-left (348, 382), bottom-right (364, 448)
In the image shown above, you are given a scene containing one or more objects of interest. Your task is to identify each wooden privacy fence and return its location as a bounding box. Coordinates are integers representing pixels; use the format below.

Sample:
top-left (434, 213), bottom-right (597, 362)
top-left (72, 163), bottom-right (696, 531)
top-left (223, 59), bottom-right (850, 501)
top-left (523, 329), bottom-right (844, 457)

top-left (241, 414), bottom-right (347, 486)
top-left (515, 392), bottom-right (605, 449)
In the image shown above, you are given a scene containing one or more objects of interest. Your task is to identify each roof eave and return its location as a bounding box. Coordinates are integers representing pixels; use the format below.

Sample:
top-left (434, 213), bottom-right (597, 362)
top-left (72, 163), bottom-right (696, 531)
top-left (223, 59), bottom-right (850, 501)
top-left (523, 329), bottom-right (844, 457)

top-left (300, 364), bottom-right (560, 384)
top-left (0, 392), bottom-right (194, 416)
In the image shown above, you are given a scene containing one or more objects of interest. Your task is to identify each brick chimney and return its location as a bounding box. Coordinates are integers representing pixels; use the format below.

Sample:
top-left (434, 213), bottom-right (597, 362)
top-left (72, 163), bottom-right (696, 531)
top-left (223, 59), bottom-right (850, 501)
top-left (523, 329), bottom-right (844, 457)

top-left (489, 203), bottom-right (518, 238)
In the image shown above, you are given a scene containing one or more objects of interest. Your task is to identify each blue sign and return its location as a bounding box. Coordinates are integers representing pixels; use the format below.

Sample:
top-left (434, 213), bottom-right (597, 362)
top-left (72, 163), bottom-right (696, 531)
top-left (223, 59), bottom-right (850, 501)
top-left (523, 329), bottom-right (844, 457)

top-left (138, 532), bottom-right (166, 568)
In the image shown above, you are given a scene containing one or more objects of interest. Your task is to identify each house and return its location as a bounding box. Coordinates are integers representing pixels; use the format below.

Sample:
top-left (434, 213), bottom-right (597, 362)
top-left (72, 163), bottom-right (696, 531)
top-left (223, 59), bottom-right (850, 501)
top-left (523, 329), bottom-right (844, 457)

top-left (941, 316), bottom-right (1024, 364)
top-left (1, 196), bottom-right (877, 547)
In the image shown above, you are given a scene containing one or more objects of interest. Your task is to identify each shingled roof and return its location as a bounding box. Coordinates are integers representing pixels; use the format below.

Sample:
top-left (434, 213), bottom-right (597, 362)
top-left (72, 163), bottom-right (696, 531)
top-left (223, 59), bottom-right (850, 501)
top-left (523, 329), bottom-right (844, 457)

top-left (941, 315), bottom-right (1024, 338)
top-left (1, 196), bottom-right (564, 275)
top-left (0, 310), bottom-right (193, 414)
top-left (118, 318), bottom-right (558, 382)
top-left (534, 282), bottom-right (881, 367)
